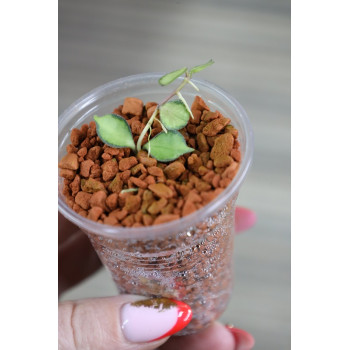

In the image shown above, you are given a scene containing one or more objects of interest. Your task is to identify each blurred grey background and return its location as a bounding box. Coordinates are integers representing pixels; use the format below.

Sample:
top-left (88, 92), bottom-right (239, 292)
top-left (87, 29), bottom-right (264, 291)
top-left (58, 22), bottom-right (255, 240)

top-left (59, 0), bottom-right (290, 348)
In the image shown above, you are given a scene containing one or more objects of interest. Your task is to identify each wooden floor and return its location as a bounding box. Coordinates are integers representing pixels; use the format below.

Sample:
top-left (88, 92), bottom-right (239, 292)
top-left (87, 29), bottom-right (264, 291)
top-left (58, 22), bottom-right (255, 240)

top-left (59, 1), bottom-right (291, 348)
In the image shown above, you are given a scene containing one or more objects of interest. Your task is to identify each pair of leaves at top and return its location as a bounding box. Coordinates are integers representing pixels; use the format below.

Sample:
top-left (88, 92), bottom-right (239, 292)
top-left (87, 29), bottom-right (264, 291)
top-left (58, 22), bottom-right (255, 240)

top-left (94, 99), bottom-right (194, 162)
top-left (158, 59), bottom-right (214, 86)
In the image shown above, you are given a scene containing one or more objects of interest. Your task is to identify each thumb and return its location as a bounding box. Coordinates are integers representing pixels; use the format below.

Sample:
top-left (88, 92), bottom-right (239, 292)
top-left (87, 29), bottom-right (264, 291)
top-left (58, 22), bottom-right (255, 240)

top-left (58, 295), bottom-right (192, 350)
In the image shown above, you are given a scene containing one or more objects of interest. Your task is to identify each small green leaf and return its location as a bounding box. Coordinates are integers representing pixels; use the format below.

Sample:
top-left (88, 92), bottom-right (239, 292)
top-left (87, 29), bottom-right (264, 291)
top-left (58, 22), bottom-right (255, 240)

top-left (176, 91), bottom-right (194, 120)
top-left (143, 130), bottom-right (194, 162)
top-left (159, 67), bottom-right (187, 86)
top-left (94, 114), bottom-right (136, 150)
top-left (159, 100), bottom-right (190, 130)
top-left (189, 59), bottom-right (214, 74)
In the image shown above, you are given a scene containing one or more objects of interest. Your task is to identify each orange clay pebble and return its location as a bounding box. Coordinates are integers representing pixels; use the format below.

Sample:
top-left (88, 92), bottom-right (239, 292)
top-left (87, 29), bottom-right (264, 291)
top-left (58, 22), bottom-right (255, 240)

top-left (106, 193), bottom-right (118, 211)
top-left (182, 200), bottom-right (197, 216)
top-left (153, 214), bottom-right (180, 225)
top-left (146, 104), bottom-right (157, 118)
top-left (202, 110), bottom-right (219, 122)
top-left (163, 162), bottom-right (186, 180)
top-left (80, 159), bottom-right (94, 178)
top-left (137, 151), bottom-right (158, 167)
top-left (145, 175), bottom-right (156, 185)
top-left (189, 109), bottom-right (201, 124)
top-left (148, 198), bottom-right (168, 215)
top-left (90, 164), bottom-right (102, 178)
top-left (220, 178), bottom-right (232, 188)
top-left (104, 215), bottom-right (118, 225)
top-left (148, 183), bottom-right (173, 199)
top-left (115, 208), bottom-right (128, 221)
top-left (88, 207), bottom-right (103, 221)
top-left (186, 190), bottom-right (202, 203)
top-left (201, 191), bottom-right (219, 205)
top-left (77, 147), bottom-right (87, 157)
top-left (196, 133), bottom-right (209, 152)
top-left (230, 149), bottom-right (241, 162)
top-left (129, 177), bottom-right (148, 189)
top-left (59, 169), bottom-right (76, 181)
top-left (161, 203), bottom-right (175, 215)
top-left (89, 190), bottom-right (107, 210)
top-left (122, 97), bottom-right (144, 116)
top-left (191, 96), bottom-right (210, 112)
top-left (104, 147), bottom-right (119, 156)
top-left (81, 178), bottom-right (106, 193)
top-left (101, 159), bottom-right (118, 181)
top-left (119, 156), bottom-right (138, 171)
top-left (66, 144), bottom-right (78, 154)
top-left (108, 174), bottom-right (123, 193)
top-left (70, 128), bottom-right (84, 146)
top-left (72, 203), bottom-right (82, 213)
top-left (122, 214), bottom-right (135, 227)
top-left (221, 162), bottom-right (239, 179)
top-left (120, 170), bottom-right (131, 183)
top-left (86, 146), bottom-right (102, 161)
top-left (134, 210), bottom-right (143, 223)
top-left (124, 195), bottom-right (141, 214)
top-left (202, 117), bottom-right (231, 137)
top-left (195, 179), bottom-right (212, 193)
top-left (69, 175), bottom-right (80, 196)
top-left (130, 119), bottom-right (144, 135)
top-left (131, 163), bottom-right (147, 176)
top-left (75, 191), bottom-right (92, 210)
top-left (142, 214), bottom-right (154, 226)
top-left (213, 155), bottom-right (234, 168)
top-left (210, 133), bottom-right (234, 160)
top-left (198, 166), bottom-right (210, 176)
top-left (212, 174), bottom-right (221, 188)
top-left (101, 153), bottom-right (112, 161)
top-left (59, 153), bottom-right (79, 170)
top-left (147, 166), bottom-right (164, 177)
top-left (187, 154), bottom-right (202, 173)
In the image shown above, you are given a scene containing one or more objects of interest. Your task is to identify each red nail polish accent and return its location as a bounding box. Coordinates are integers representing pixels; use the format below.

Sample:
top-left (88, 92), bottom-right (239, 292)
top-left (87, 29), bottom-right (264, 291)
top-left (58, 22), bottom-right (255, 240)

top-left (225, 325), bottom-right (255, 349)
top-left (151, 300), bottom-right (192, 341)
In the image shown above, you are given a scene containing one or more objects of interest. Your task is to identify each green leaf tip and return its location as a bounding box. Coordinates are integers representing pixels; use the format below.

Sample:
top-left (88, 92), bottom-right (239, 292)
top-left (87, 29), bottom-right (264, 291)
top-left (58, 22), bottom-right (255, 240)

top-left (142, 130), bottom-right (194, 162)
top-left (94, 114), bottom-right (136, 150)
top-left (159, 100), bottom-right (190, 130)
top-left (189, 59), bottom-right (214, 74)
top-left (158, 66), bottom-right (187, 86)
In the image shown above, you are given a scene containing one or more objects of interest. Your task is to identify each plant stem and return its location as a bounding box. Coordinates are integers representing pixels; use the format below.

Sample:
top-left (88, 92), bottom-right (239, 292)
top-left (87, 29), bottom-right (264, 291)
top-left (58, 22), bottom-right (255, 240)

top-left (136, 76), bottom-right (196, 152)
top-left (187, 79), bottom-right (199, 91)
top-left (136, 106), bottom-right (159, 152)
top-left (176, 91), bottom-right (194, 119)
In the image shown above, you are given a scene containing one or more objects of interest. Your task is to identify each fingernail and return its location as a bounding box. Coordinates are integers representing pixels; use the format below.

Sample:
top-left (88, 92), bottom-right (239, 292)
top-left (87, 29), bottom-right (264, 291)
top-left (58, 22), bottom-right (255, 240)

top-left (235, 207), bottom-right (257, 233)
top-left (121, 298), bottom-right (192, 343)
top-left (225, 325), bottom-right (255, 350)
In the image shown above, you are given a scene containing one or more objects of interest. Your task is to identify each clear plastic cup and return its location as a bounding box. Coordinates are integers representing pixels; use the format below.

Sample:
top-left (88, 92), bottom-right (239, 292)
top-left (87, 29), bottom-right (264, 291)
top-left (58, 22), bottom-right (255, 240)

top-left (58, 73), bottom-right (253, 335)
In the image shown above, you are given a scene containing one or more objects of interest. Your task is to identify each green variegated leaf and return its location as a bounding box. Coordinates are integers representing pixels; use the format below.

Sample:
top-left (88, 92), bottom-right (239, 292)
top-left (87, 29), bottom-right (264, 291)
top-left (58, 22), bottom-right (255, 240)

top-left (189, 59), bottom-right (214, 74)
top-left (158, 67), bottom-right (187, 86)
top-left (142, 130), bottom-right (194, 162)
top-left (159, 100), bottom-right (190, 130)
top-left (94, 114), bottom-right (136, 150)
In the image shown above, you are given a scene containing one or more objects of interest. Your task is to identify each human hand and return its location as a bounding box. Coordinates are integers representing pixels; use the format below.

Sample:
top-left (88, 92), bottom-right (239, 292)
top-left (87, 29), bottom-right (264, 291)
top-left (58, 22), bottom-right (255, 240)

top-left (58, 207), bottom-right (256, 350)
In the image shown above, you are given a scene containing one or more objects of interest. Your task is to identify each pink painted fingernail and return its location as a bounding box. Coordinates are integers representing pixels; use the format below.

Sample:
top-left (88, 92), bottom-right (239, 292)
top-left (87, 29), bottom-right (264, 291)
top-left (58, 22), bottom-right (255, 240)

top-left (225, 325), bottom-right (255, 350)
top-left (235, 207), bottom-right (257, 233)
top-left (121, 298), bottom-right (192, 343)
